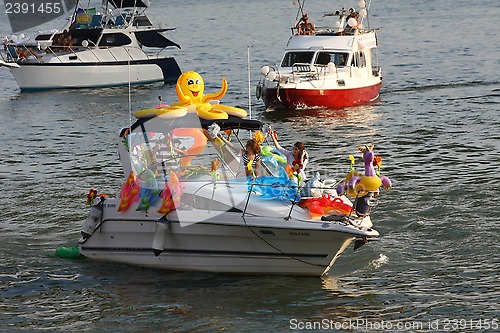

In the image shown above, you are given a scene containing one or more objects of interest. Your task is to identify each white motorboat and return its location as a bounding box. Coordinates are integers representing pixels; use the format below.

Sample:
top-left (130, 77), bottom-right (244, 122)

top-left (78, 107), bottom-right (388, 276)
top-left (0, 0), bottom-right (181, 91)
top-left (256, 0), bottom-right (382, 110)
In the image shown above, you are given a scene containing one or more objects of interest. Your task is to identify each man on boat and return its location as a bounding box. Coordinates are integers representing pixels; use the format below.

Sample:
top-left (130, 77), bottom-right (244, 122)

top-left (296, 14), bottom-right (316, 35)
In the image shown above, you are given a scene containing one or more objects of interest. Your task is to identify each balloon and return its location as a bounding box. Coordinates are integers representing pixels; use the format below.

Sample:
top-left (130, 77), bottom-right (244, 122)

top-left (347, 17), bottom-right (358, 28)
top-left (267, 71), bottom-right (277, 81)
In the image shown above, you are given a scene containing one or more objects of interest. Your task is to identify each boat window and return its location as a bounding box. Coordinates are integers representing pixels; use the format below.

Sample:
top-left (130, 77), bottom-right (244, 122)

top-left (133, 15), bottom-right (153, 27)
top-left (281, 52), bottom-right (315, 67)
top-left (351, 51), bottom-right (366, 68)
top-left (99, 33), bottom-right (132, 47)
top-left (314, 52), bottom-right (349, 67)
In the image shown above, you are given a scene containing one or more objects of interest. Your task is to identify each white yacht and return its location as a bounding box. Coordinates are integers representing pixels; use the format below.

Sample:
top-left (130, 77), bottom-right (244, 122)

top-left (78, 110), bottom-right (384, 276)
top-left (0, 0), bottom-right (181, 91)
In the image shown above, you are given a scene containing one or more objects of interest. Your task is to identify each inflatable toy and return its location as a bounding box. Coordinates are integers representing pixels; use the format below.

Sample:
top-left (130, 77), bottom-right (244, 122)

top-left (302, 194), bottom-right (353, 217)
top-left (260, 145), bottom-right (287, 166)
top-left (136, 169), bottom-right (161, 211)
top-left (134, 105), bottom-right (188, 119)
top-left (336, 145), bottom-right (392, 198)
top-left (86, 189), bottom-right (98, 206)
top-left (158, 171), bottom-right (182, 215)
top-left (172, 128), bottom-right (208, 167)
top-left (53, 246), bottom-right (81, 259)
top-left (118, 171), bottom-right (140, 211)
top-left (252, 167), bottom-right (300, 201)
top-left (172, 71), bottom-right (248, 120)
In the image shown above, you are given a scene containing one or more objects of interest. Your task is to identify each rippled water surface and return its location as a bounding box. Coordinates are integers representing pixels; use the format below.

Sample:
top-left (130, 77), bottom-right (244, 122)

top-left (0, 0), bottom-right (499, 332)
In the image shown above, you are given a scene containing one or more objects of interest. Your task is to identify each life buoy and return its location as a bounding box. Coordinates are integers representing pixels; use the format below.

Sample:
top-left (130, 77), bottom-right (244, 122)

top-left (172, 128), bottom-right (208, 166)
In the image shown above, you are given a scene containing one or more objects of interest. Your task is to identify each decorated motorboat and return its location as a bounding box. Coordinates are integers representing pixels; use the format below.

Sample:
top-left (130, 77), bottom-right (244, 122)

top-left (77, 72), bottom-right (391, 276)
top-left (0, 0), bottom-right (181, 91)
top-left (256, 0), bottom-right (382, 110)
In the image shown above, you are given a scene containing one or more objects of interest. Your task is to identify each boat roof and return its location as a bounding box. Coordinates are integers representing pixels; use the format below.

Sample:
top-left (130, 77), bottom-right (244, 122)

top-left (286, 31), bottom-right (378, 51)
top-left (134, 30), bottom-right (180, 49)
top-left (108, 0), bottom-right (150, 8)
top-left (124, 114), bottom-right (262, 136)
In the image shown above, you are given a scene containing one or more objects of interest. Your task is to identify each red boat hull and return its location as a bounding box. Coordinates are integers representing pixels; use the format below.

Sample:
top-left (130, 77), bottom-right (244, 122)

top-left (263, 82), bottom-right (382, 109)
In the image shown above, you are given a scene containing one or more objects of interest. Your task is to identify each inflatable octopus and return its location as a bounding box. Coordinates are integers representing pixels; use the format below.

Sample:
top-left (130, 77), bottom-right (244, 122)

top-left (173, 71), bottom-right (247, 120)
top-left (336, 145), bottom-right (392, 197)
top-left (134, 71), bottom-right (248, 120)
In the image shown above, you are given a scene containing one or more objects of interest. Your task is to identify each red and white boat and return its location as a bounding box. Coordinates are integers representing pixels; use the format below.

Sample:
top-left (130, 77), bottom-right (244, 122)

top-left (257, 0), bottom-right (382, 110)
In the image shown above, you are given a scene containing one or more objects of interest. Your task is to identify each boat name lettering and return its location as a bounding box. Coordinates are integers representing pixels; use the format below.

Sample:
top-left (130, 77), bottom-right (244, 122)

top-left (290, 231), bottom-right (311, 236)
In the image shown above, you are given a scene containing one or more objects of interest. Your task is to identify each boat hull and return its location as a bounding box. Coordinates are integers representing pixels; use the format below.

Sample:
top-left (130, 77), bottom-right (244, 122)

top-left (9, 58), bottom-right (181, 91)
top-left (79, 214), bottom-right (373, 276)
top-left (263, 82), bottom-right (382, 109)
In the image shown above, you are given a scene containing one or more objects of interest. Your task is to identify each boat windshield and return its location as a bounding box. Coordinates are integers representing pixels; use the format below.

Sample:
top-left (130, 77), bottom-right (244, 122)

top-left (314, 52), bottom-right (349, 67)
top-left (281, 52), bottom-right (315, 67)
top-left (121, 115), bottom-right (280, 186)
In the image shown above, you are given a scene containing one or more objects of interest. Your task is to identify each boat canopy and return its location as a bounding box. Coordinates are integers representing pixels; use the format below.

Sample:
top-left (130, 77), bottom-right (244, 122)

top-left (135, 30), bottom-right (181, 49)
top-left (108, 0), bottom-right (150, 8)
top-left (126, 114), bottom-right (261, 136)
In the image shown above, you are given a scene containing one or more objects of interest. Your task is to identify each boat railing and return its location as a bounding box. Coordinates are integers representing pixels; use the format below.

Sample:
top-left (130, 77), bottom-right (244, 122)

top-left (29, 44), bottom-right (148, 63)
top-left (291, 63), bottom-right (319, 80)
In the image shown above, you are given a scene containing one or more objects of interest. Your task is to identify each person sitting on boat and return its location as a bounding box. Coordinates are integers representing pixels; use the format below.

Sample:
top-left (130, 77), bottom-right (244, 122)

top-left (62, 33), bottom-right (75, 51)
top-left (268, 127), bottom-right (308, 183)
top-left (16, 47), bottom-right (42, 60)
top-left (219, 135), bottom-right (262, 177)
top-left (296, 14), bottom-right (316, 35)
top-left (345, 11), bottom-right (360, 34)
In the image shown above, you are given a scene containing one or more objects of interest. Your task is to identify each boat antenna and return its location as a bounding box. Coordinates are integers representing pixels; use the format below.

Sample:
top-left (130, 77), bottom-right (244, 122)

top-left (294, 0), bottom-right (306, 22)
top-left (363, 0), bottom-right (373, 28)
top-left (247, 45), bottom-right (252, 120)
top-left (128, 50), bottom-right (132, 131)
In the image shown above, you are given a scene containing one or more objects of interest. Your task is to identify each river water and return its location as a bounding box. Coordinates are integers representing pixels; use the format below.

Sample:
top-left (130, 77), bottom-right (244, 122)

top-left (0, 0), bottom-right (499, 332)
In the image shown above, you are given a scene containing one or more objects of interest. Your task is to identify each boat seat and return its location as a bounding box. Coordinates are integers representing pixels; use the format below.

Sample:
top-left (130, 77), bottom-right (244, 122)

top-left (89, 15), bottom-right (103, 28)
top-left (114, 15), bottom-right (126, 27)
top-left (221, 144), bottom-right (240, 175)
top-left (6, 45), bottom-right (19, 61)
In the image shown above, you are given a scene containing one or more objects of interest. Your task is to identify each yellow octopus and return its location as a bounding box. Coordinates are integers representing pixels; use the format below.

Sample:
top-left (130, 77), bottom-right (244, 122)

top-left (172, 71), bottom-right (247, 120)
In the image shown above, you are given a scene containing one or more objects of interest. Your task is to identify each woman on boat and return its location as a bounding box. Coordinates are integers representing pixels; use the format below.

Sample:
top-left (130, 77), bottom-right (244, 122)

top-left (268, 127), bottom-right (308, 183)
top-left (219, 135), bottom-right (262, 177)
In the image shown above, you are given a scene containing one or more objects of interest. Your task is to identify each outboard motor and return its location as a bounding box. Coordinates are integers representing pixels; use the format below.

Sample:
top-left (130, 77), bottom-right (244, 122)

top-left (353, 191), bottom-right (378, 217)
top-left (80, 197), bottom-right (104, 241)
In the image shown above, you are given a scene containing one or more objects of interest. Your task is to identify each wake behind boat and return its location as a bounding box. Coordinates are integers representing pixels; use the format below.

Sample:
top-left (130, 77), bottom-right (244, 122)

top-left (0, 0), bottom-right (181, 91)
top-left (77, 72), bottom-right (392, 276)
top-left (256, 0), bottom-right (382, 110)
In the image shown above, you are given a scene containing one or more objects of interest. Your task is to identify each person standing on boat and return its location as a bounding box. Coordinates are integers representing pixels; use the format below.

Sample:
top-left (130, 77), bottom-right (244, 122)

top-left (296, 14), bottom-right (316, 35)
top-left (268, 127), bottom-right (308, 183)
top-left (345, 11), bottom-right (360, 34)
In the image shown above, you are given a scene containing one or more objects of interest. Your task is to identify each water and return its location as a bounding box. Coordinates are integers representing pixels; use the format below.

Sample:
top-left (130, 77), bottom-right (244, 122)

top-left (1, 0), bottom-right (499, 332)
